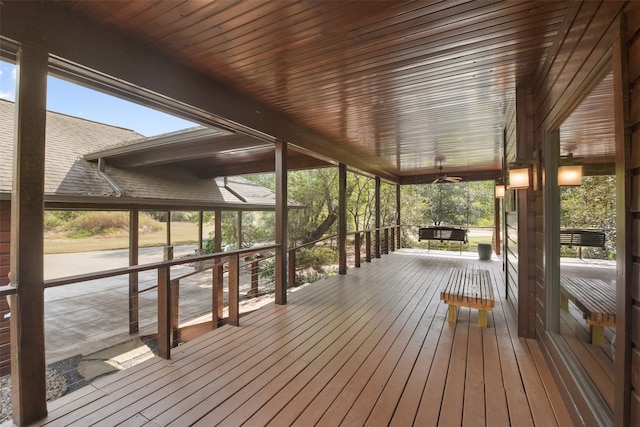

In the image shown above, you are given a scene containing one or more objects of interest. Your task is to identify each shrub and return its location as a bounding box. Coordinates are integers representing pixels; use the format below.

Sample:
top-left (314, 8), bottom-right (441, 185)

top-left (138, 213), bottom-right (163, 233)
top-left (71, 211), bottom-right (128, 236)
top-left (296, 247), bottom-right (338, 271)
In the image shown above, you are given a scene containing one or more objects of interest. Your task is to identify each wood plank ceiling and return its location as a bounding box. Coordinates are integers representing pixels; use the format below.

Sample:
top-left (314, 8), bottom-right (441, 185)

top-left (9, 1), bottom-right (615, 182)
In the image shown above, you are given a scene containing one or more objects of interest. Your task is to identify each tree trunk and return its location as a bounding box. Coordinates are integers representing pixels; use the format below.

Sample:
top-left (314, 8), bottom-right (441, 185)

top-left (305, 208), bottom-right (338, 243)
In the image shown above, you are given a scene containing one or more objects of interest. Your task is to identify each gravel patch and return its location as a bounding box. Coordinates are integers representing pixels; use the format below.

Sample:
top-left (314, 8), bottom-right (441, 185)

top-left (0, 368), bottom-right (69, 423)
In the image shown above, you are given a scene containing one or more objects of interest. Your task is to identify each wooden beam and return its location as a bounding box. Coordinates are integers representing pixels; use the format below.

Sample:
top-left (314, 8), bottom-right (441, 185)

top-left (338, 163), bottom-right (347, 275)
top-left (9, 45), bottom-right (48, 425)
top-left (275, 140), bottom-right (288, 304)
top-left (0, 2), bottom-right (399, 183)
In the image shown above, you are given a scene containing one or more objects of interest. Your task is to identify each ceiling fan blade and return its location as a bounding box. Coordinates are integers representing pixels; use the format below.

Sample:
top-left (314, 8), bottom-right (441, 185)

top-left (432, 177), bottom-right (440, 184)
top-left (445, 176), bottom-right (462, 183)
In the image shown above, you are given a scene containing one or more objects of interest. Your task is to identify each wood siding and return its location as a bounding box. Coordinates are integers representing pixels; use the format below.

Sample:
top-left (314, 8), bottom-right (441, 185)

top-left (504, 99), bottom-right (519, 315)
top-left (0, 200), bottom-right (9, 376)
top-left (0, 200), bottom-right (9, 287)
top-left (626, 4), bottom-right (640, 425)
top-left (529, 1), bottom-right (629, 425)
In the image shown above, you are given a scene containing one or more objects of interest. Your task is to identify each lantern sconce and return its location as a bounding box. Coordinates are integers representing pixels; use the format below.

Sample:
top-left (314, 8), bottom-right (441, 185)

top-left (558, 153), bottom-right (583, 186)
top-left (508, 163), bottom-right (531, 189)
top-left (494, 181), bottom-right (505, 198)
top-left (506, 151), bottom-right (541, 191)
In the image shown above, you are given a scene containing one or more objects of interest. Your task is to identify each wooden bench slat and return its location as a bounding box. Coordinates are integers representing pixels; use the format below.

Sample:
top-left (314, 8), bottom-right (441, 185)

top-left (441, 268), bottom-right (494, 327)
top-left (559, 276), bottom-right (616, 346)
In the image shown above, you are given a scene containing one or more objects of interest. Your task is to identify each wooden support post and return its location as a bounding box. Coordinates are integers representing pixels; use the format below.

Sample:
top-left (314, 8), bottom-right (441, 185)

top-left (354, 233), bottom-right (361, 268)
top-left (9, 46), bottom-right (49, 426)
top-left (171, 279), bottom-right (180, 347)
top-left (493, 197), bottom-right (501, 255)
top-left (237, 211), bottom-right (243, 250)
top-left (198, 211), bottom-right (204, 250)
top-left (375, 177), bottom-right (381, 258)
top-left (366, 231), bottom-right (372, 263)
top-left (211, 265), bottom-right (220, 329)
top-left (157, 266), bottom-right (172, 359)
top-left (396, 184), bottom-right (401, 249)
top-left (338, 163), bottom-right (347, 274)
top-left (129, 209), bottom-right (139, 334)
top-left (214, 209), bottom-right (222, 253)
top-left (213, 209), bottom-right (223, 325)
top-left (288, 250), bottom-right (296, 289)
top-left (228, 254), bottom-right (240, 326)
top-left (250, 260), bottom-right (259, 297)
top-left (275, 140), bottom-right (288, 305)
top-left (166, 211), bottom-right (171, 246)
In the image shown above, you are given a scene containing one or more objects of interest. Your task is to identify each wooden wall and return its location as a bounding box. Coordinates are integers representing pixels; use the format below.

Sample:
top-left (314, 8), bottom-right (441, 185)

top-left (528, 1), bottom-right (631, 425)
top-left (0, 200), bottom-right (9, 287)
top-left (0, 200), bottom-right (11, 376)
top-left (626, 4), bottom-right (640, 424)
top-left (503, 100), bottom-right (519, 314)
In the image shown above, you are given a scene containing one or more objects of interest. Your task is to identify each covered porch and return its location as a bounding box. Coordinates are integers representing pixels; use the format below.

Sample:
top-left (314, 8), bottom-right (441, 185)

top-left (35, 249), bottom-right (572, 426)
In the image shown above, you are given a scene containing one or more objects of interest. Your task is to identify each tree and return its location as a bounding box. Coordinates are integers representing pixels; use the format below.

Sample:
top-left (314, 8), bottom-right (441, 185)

top-left (560, 175), bottom-right (616, 257)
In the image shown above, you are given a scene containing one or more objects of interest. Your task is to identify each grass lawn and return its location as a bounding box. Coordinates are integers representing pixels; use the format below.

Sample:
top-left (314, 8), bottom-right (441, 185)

top-left (44, 222), bottom-right (201, 254)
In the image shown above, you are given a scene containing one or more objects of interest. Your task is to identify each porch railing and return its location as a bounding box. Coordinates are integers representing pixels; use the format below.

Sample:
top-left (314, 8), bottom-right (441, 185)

top-left (0, 225), bottom-right (402, 372)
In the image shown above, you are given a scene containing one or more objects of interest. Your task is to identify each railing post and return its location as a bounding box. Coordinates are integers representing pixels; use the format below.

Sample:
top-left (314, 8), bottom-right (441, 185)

top-left (250, 259), bottom-right (259, 297)
top-left (288, 249), bottom-right (296, 290)
top-left (157, 265), bottom-right (172, 359)
top-left (366, 230), bottom-right (372, 263)
top-left (390, 227), bottom-right (395, 252)
top-left (397, 225), bottom-right (402, 249)
top-left (171, 278), bottom-right (180, 347)
top-left (229, 253), bottom-right (240, 326)
top-left (384, 228), bottom-right (389, 254)
top-left (213, 258), bottom-right (224, 328)
top-left (354, 232), bottom-right (361, 268)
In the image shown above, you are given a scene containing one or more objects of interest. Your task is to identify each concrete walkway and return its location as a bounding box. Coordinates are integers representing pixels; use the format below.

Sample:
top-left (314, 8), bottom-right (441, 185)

top-left (43, 245), bottom-right (272, 364)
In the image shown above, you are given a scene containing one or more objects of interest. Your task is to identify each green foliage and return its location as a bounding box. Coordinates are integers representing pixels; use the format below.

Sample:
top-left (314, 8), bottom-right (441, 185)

top-left (296, 247), bottom-right (338, 271)
top-left (401, 181), bottom-right (493, 228)
top-left (560, 175), bottom-right (616, 259)
top-left (138, 213), bottom-right (163, 233)
top-left (288, 168), bottom-right (339, 244)
top-left (72, 211), bottom-right (129, 236)
top-left (44, 210), bottom-right (163, 237)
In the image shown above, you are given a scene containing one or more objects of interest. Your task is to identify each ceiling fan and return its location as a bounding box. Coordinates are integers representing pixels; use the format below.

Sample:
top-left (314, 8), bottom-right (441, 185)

top-left (432, 161), bottom-right (462, 184)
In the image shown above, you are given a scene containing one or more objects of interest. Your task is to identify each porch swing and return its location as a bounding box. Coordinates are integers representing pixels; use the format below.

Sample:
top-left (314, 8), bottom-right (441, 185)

top-left (418, 182), bottom-right (469, 254)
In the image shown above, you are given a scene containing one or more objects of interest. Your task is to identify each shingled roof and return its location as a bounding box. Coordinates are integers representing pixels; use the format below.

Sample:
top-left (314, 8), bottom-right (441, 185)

top-left (0, 99), bottom-right (284, 210)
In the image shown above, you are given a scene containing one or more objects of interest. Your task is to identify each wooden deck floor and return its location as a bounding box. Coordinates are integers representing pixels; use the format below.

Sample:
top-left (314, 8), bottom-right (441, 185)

top-left (37, 249), bottom-right (575, 426)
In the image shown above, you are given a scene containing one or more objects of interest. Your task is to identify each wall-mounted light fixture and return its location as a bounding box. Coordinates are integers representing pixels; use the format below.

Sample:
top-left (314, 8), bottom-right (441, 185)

top-left (558, 153), bottom-right (582, 186)
top-left (494, 182), bottom-right (505, 198)
top-left (508, 163), bottom-right (530, 189)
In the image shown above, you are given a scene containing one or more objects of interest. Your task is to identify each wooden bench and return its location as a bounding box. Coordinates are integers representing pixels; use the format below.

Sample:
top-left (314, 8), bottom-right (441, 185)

top-left (418, 226), bottom-right (468, 254)
top-left (560, 276), bottom-right (615, 346)
top-left (559, 229), bottom-right (605, 259)
top-left (440, 267), bottom-right (494, 327)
